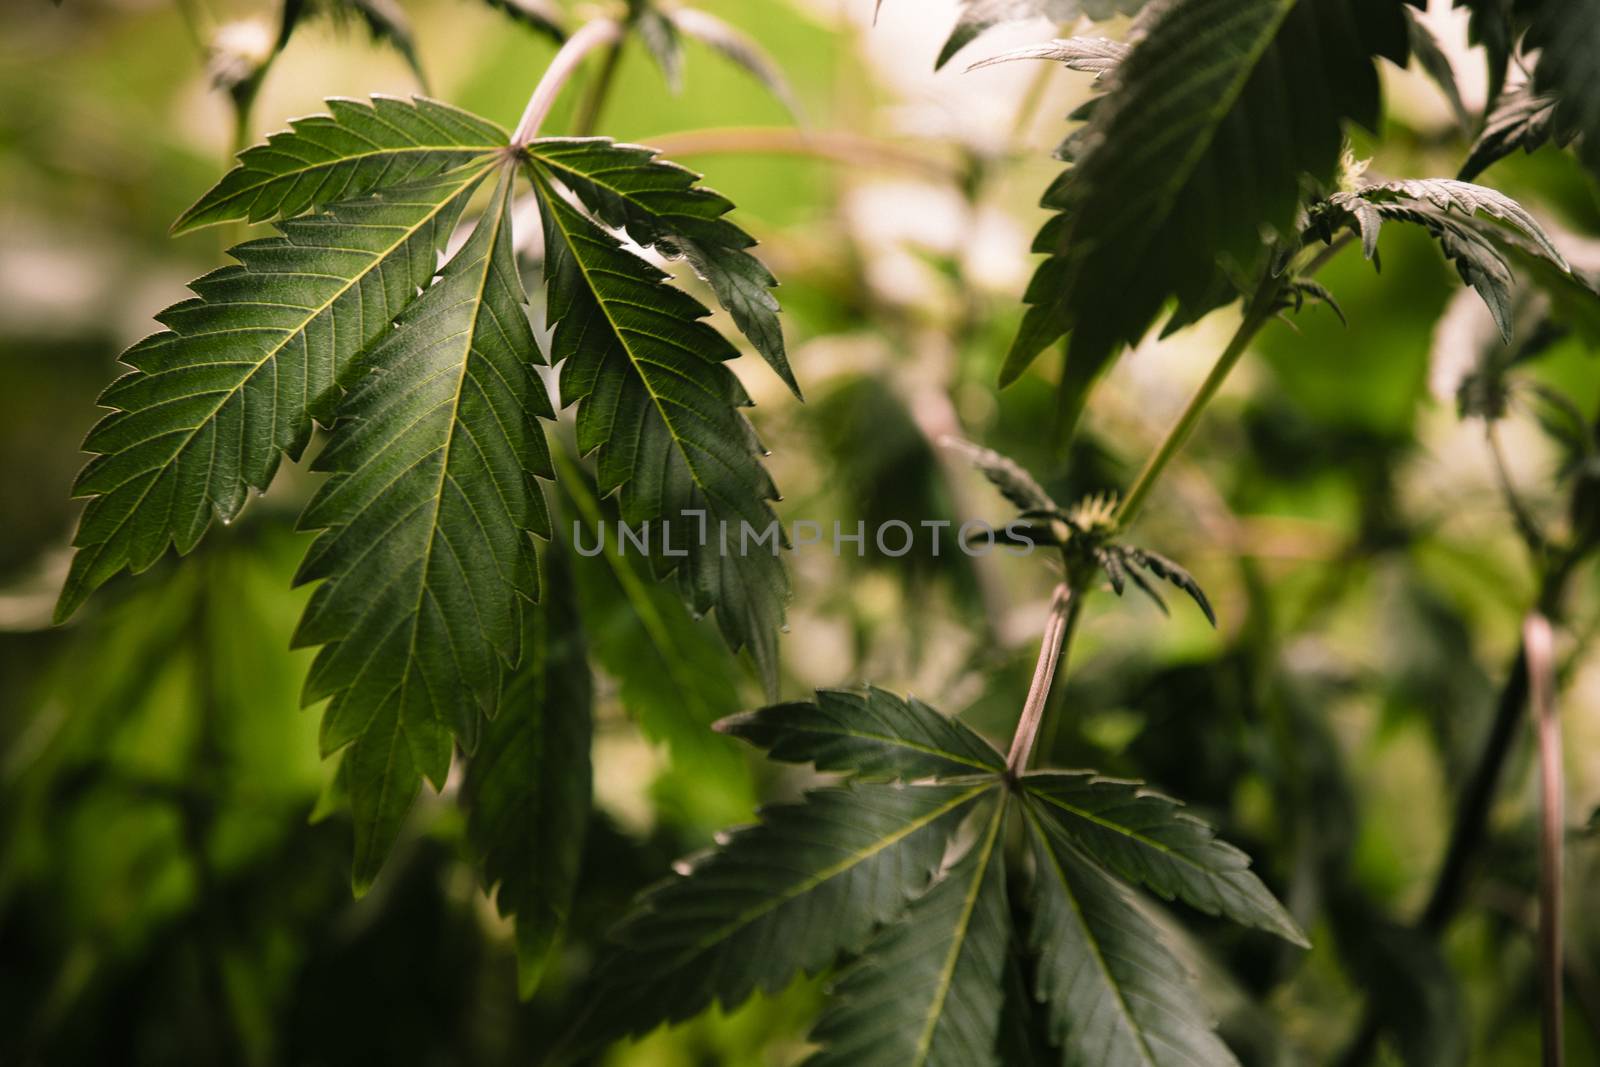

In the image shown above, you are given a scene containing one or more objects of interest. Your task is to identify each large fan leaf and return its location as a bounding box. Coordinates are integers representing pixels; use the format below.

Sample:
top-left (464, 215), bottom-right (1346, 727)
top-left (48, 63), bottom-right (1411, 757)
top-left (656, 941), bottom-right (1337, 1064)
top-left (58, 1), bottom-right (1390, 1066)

top-left (57, 164), bottom-right (489, 622)
top-left (804, 793), bottom-right (1011, 1067)
top-left (717, 686), bottom-right (1006, 780)
top-left (531, 170), bottom-right (787, 692)
top-left (175, 96), bottom-right (506, 232)
top-left (1004, 0), bottom-right (1407, 438)
top-left (574, 781), bottom-right (997, 1046)
top-left (1022, 801), bottom-right (1238, 1067)
top-left (1024, 772), bottom-right (1306, 945)
top-left (525, 137), bottom-right (795, 396)
top-left (293, 168), bottom-right (554, 890)
top-left (461, 547), bottom-right (592, 998)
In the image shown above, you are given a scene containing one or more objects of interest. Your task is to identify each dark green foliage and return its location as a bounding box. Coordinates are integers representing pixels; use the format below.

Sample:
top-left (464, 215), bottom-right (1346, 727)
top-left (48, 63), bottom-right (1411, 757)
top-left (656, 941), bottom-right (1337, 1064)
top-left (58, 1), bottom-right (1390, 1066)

top-left (1525, 0), bottom-right (1600, 174)
top-left (524, 137), bottom-right (796, 396)
top-left (461, 550), bottom-right (592, 997)
top-left (717, 686), bottom-right (1007, 779)
top-left (576, 692), bottom-right (1301, 1060)
top-left (58, 163), bottom-right (489, 622)
top-left (1459, 84), bottom-right (1564, 181)
top-left (532, 167), bottom-right (788, 693)
top-left (294, 170), bottom-right (554, 891)
top-left (1004, 0), bottom-right (1408, 439)
top-left (174, 97), bottom-right (505, 233)
top-left (803, 795), bottom-right (1011, 1066)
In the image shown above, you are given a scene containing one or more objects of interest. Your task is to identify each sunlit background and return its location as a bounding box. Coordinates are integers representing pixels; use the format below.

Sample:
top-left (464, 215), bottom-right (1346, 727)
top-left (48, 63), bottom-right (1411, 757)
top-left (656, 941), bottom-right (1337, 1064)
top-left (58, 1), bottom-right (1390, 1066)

top-left (4, 0), bottom-right (1600, 1063)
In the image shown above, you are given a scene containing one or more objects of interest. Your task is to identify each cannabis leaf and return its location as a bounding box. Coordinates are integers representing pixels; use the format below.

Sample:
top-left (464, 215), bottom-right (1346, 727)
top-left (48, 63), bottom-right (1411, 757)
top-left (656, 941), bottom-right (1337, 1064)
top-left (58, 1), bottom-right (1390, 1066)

top-left (529, 161), bottom-right (788, 692)
top-left (942, 436), bottom-right (1058, 516)
top-left (461, 548), bottom-right (591, 998)
top-left (57, 163), bottom-right (489, 622)
top-left (670, 8), bottom-right (801, 118)
top-left (294, 169), bottom-right (555, 890)
top-left (1004, 0), bottom-right (1409, 439)
top-left (1404, 7), bottom-right (1469, 132)
top-left (1312, 178), bottom-right (1571, 340)
top-left (279, 0), bottom-right (428, 90)
top-left (1020, 801), bottom-right (1239, 1066)
top-left (1459, 84), bottom-right (1564, 182)
top-left (804, 794), bottom-right (1011, 1067)
top-left (479, 0), bottom-right (567, 42)
top-left (573, 780), bottom-right (997, 1045)
top-left (174, 96), bottom-right (506, 233)
top-left (579, 690), bottom-right (1302, 1061)
top-left (524, 137), bottom-right (796, 396)
top-left (717, 686), bottom-right (1007, 780)
top-left (1024, 772), bottom-right (1307, 944)
top-left (934, 0), bottom-right (1149, 71)
top-left (1525, 0), bottom-right (1600, 176)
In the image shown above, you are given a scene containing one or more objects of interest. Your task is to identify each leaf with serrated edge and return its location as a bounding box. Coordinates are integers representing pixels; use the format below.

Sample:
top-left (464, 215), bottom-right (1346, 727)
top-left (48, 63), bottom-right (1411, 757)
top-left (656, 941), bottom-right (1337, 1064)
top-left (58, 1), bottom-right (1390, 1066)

top-left (717, 686), bottom-right (1006, 780)
top-left (1022, 802), bottom-right (1240, 1067)
top-left (175, 96), bottom-right (506, 233)
top-left (58, 163), bottom-right (490, 622)
top-left (671, 8), bottom-right (802, 118)
top-left (803, 793), bottom-right (1010, 1067)
top-left (531, 169), bottom-right (787, 693)
top-left (941, 436), bottom-right (1057, 514)
top-left (573, 781), bottom-right (997, 1047)
top-left (293, 168), bottom-right (554, 891)
top-left (1024, 772), bottom-right (1307, 945)
top-left (1005, 0), bottom-right (1407, 441)
top-left (526, 137), bottom-right (797, 397)
top-left (462, 547), bottom-right (591, 998)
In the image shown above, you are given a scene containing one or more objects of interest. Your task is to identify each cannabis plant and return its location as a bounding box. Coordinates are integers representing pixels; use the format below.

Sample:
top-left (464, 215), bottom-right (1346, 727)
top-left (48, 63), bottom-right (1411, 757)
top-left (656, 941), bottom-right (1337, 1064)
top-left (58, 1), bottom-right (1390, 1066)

top-left (11, 0), bottom-right (1600, 1063)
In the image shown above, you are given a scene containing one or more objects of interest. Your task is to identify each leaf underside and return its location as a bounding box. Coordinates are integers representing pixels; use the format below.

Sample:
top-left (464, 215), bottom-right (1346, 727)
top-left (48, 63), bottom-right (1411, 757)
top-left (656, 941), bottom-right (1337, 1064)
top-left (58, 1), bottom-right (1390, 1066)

top-left (1004, 0), bottom-right (1407, 440)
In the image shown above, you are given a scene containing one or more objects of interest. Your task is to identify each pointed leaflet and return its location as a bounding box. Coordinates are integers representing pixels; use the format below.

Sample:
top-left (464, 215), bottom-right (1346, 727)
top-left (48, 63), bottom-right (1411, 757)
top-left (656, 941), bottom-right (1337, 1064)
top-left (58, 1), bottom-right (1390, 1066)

top-left (525, 137), bottom-right (796, 397)
top-left (717, 687), bottom-right (1006, 780)
top-left (278, 0), bottom-right (429, 90)
top-left (1022, 803), bottom-right (1239, 1067)
top-left (1313, 179), bottom-right (1572, 342)
top-left (1004, 0), bottom-right (1408, 439)
top-left (293, 169), bottom-right (555, 891)
top-left (935, 0), bottom-right (1149, 70)
top-left (532, 171), bottom-right (787, 693)
top-left (966, 36), bottom-right (1130, 76)
top-left (1458, 84), bottom-right (1565, 182)
top-left (462, 548), bottom-right (592, 998)
top-left (803, 793), bottom-right (1010, 1067)
top-left (479, 0), bottom-right (567, 43)
top-left (670, 8), bottom-right (803, 119)
top-left (1024, 772), bottom-right (1306, 945)
top-left (574, 781), bottom-right (996, 1046)
top-left (175, 96), bottom-right (506, 232)
top-left (942, 437), bottom-right (1057, 514)
top-left (57, 165), bottom-right (488, 622)
top-left (1526, 0), bottom-right (1600, 177)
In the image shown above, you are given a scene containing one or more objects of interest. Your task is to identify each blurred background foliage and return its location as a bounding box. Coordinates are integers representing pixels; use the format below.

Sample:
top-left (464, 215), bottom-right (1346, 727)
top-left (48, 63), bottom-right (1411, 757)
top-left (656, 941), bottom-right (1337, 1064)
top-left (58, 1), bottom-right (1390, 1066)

top-left (3, 0), bottom-right (1600, 1063)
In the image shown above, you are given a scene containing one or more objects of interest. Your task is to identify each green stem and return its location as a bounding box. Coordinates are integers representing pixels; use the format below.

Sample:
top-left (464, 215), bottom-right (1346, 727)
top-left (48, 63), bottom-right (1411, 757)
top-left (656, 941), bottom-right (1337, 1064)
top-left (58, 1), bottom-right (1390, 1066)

top-left (1114, 279), bottom-right (1283, 530)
